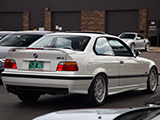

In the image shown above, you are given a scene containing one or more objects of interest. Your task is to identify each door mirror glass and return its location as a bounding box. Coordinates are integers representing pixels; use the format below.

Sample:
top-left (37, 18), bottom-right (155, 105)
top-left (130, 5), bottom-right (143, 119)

top-left (134, 50), bottom-right (141, 57)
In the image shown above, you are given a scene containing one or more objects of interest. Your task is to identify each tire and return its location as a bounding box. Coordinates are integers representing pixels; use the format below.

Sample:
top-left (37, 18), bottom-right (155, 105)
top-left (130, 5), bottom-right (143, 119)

top-left (145, 43), bottom-right (150, 51)
top-left (86, 74), bottom-right (107, 106)
top-left (145, 67), bottom-right (158, 93)
top-left (17, 91), bottom-right (41, 102)
top-left (130, 43), bottom-right (135, 51)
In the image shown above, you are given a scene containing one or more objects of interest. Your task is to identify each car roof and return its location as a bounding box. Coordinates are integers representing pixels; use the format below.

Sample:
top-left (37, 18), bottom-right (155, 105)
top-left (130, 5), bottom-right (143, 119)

top-left (0, 31), bottom-right (13, 35)
top-left (0, 31), bottom-right (13, 33)
top-left (45, 31), bottom-right (119, 39)
top-left (120, 32), bottom-right (138, 35)
top-left (9, 31), bottom-right (53, 35)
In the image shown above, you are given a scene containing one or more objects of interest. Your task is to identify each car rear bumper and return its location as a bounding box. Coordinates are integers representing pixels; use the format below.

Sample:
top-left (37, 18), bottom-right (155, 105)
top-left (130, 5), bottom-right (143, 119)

top-left (2, 71), bottom-right (94, 94)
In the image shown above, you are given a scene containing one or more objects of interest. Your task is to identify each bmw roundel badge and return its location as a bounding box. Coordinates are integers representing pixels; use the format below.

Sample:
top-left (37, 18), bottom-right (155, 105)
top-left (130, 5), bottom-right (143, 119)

top-left (33, 53), bottom-right (38, 58)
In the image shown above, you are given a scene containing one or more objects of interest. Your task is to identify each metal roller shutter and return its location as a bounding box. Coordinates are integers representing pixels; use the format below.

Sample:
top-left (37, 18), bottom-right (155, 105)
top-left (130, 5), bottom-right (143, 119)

top-left (106, 10), bottom-right (139, 36)
top-left (52, 12), bottom-right (81, 31)
top-left (0, 13), bottom-right (23, 31)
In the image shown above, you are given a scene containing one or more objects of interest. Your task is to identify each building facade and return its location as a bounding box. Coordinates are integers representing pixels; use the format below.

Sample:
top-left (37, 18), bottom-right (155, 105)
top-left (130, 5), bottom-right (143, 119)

top-left (0, 0), bottom-right (160, 46)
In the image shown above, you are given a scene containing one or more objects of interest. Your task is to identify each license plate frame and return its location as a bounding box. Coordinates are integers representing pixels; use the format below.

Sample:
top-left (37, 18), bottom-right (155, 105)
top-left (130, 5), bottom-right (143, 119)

top-left (29, 61), bottom-right (44, 70)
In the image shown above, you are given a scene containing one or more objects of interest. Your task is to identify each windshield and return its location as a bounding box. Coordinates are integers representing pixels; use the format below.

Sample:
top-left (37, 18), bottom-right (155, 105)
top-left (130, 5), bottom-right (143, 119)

top-left (119, 34), bottom-right (135, 39)
top-left (0, 33), bottom-right (7, 37)
top-left (0, 34), bottom-right (43, 47)
top-left (0, 33), bottom-right (8, 40)
top-left (29, 35), bottom-right (90, 51)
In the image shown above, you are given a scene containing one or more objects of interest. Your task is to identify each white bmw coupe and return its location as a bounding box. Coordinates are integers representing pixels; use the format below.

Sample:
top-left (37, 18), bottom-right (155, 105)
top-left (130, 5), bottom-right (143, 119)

top-left (1, 32), bottom-right (159, 106)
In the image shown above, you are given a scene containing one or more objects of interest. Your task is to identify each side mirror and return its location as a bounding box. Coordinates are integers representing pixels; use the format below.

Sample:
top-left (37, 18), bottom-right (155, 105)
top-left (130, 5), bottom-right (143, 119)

top-left (134, 50), bottom-right (141, 57)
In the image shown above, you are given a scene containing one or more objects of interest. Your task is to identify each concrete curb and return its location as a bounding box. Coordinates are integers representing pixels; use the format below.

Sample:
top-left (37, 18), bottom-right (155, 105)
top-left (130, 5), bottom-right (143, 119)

top-left (149, 47), bottom-right (160, 53)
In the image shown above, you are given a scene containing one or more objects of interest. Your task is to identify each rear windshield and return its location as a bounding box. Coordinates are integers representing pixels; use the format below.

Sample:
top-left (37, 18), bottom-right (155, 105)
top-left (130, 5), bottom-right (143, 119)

top-left (119, 34), bottom-right (135, 39)
top-left (29, 35), bottom-right (90, 51)
top-left (0, 34), bottom-right (43, 47)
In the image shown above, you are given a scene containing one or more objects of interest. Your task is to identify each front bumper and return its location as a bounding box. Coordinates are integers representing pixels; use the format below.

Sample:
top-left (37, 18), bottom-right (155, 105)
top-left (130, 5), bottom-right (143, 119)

top-left (2, 71), bottom-right (94, 94)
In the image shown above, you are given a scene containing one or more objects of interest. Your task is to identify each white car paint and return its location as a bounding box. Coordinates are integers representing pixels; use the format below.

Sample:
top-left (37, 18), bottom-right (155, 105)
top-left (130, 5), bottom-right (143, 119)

top-left (33, 107), bottom-right (160, 120)
top-left (1, 32), bottom-right (158, 105)
top-left (33, 108), bottom-right (130, 120)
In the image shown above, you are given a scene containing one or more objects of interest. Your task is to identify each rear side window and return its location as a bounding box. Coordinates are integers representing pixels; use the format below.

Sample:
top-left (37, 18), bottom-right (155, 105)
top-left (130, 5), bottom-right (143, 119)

top-left (30, 35), bottom-right (90, 51)
top-left (94, 37), bottom-right (114, 55)
top-left (0, 34), bottom-right (42, 47)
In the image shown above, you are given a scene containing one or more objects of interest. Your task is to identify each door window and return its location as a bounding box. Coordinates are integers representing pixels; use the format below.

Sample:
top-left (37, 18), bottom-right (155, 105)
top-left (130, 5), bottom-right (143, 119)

top-left (137, 34), bottom-right (144, 39)
top-left (108, 37), bottom-right (133, 57)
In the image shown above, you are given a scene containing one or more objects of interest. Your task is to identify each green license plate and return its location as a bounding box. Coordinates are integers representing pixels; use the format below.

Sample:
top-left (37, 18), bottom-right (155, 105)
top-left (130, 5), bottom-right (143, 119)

top-left (29, 61), bottom-right (44, 70)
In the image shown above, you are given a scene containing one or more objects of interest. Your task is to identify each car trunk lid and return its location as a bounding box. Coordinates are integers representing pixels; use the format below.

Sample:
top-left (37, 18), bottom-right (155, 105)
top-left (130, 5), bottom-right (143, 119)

top-left (6, 48), bottom-right (75, 72)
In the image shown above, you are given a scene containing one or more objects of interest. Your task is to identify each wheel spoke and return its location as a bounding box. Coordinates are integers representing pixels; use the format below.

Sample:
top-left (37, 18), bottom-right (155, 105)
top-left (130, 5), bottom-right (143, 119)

top-left (149, 70), bottom-right (157, 91)
top-left (94, 76), bottom-right (106, 103)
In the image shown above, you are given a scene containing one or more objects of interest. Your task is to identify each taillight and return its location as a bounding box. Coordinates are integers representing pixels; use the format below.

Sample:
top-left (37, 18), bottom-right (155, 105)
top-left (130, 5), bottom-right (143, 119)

top-left (57, 62), bottom-right (78, 71)
top-left (5, 59), bottom-right (17, 69)
top-left (27, 48), bottom-right (43, 50)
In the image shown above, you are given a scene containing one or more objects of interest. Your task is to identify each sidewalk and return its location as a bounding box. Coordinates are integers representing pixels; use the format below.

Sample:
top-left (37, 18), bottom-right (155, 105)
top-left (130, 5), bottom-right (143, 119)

top-left (149, 47), bottom-right (160, 53)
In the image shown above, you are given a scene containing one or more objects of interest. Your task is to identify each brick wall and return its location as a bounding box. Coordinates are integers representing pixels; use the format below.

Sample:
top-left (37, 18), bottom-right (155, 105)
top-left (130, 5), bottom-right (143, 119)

top-left (81, 11), bottom-right (105, 32)
top-left (44, 11), bottom-right (51, 31)
top-left (23, 12), bottom-right (29, 30)
top-left (139, 9), bottom-right (147, 37)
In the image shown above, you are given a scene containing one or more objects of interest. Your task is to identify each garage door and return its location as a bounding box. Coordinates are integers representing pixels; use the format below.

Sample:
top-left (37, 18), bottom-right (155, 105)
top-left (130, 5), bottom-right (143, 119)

top-left (52, 12), bottom-right (81, 31)
top-left (106, 11), bottom-right (139, 36)
top-left (0, 13), bottom-right (23, 31)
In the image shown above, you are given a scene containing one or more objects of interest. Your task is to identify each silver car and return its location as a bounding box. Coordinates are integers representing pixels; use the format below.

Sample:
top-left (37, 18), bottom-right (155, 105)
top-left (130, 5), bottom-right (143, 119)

top-left (0, 31), bottom-right (12, 40)
top-left (0, 31), bottom-right (52, 80)
top-left (119, 32), bottom-right (150, 51)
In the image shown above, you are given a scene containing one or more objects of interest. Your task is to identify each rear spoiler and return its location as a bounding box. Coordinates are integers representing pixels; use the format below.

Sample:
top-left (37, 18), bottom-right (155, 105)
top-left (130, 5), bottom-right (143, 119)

top-left (8, 47), bottom-right (76, 54)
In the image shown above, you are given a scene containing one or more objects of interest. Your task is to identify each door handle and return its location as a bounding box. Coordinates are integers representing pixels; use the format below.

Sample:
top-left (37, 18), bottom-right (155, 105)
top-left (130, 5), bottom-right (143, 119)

top-left (120, 61), bottom-right (124, 64)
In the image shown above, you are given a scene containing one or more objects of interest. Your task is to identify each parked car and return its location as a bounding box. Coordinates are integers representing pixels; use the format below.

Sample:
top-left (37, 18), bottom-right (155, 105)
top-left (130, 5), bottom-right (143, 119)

top-left (0, 31), bottom-right (52, 80)
top-left (33, 107), bottom-right (160, 120)
top-left (1, 32), bottom-right (158, 106)
top-left (0, 31), bottom-right (12, 40)
top-left (145, 91), bottom-right (160, 107)
top-left (118, 32), bottom-right (150, 51)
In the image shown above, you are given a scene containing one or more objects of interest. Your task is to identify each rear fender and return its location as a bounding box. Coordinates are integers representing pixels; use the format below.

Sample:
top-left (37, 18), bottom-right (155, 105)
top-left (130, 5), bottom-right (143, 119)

top-left (87, 68), bottom-right (108, 88)
top-left (92, 67), bottom-right (108, 77)
top-left (150, 66), bottom-right (159, 84)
